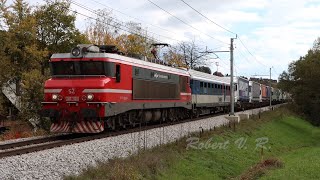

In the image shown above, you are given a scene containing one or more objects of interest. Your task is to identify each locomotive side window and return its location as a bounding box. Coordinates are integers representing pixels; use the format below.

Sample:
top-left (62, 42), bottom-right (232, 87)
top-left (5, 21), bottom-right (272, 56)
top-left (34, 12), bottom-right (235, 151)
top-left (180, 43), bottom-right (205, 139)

top-left (180, 76), bottom-right (187, 92)
top-left (116, 64), bottom-right (121, 82)
top-left (104, 62), bottom-right (115, 77)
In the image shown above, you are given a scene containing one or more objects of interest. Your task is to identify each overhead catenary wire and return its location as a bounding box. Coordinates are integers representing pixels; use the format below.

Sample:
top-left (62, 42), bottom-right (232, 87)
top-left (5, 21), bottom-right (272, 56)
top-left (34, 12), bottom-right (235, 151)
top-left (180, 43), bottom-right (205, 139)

top-left (72, 0), bottom-right (217, 50)
top-left (90, 0), bottom-right (178, 36)
top-left (180, 0), bottom-right (237, 36)
top-left (73, 0), bottom-right (230, 50)
top-left (71, 0), bottom-right (223, 53)
top-left (178, 0), bottom-right (285, 78)
top-left (66, 6), bottom-right (161, 45)
top-left (73, 0), bottom-right (279, 79)
top-left (70, 1), bottom-right (181, 43)
top-left (237, 47), bottom-right (266, 75)
top-left (146, 0), bottom-right (229, 45)
top-left (238, 37), bottom-right (268, 67)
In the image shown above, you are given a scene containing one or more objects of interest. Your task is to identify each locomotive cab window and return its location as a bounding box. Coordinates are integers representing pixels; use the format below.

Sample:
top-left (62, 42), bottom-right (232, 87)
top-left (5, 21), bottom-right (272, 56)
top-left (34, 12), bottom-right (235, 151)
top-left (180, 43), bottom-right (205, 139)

top-left (80, 61), bottom-right (104, 75)
top-left (50, 61), bottom-right (115, 77)
top-left (51, 61), bottom-right (76, 76)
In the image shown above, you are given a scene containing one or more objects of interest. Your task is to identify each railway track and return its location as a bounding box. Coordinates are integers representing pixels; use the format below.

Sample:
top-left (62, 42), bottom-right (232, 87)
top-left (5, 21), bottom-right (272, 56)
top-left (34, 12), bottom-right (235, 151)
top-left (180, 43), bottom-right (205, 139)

top-left (0, 112), bottom-right (224, 159)
top-left (0, 104), bottom-right (283, 159)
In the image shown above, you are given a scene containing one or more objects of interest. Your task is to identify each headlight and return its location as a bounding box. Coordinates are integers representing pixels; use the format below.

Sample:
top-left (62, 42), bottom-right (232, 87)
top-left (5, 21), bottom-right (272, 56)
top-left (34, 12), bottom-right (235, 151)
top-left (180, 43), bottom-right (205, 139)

top-left (52, 94), bottom-right (58, 101)
top-left (71, 47), bottom-right (81, 57)
top-left (87, 94), bottom-right (94, 101)
top-left (52, 94), bottom-right (62, 101)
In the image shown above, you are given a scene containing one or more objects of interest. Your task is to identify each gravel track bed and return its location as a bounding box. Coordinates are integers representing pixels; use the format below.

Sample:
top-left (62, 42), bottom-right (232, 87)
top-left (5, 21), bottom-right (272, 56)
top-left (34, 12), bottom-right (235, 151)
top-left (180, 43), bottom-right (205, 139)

top-left (0, 106), bottom-right (275, 180)
top-left (0, 133), bottom-right (69, 146)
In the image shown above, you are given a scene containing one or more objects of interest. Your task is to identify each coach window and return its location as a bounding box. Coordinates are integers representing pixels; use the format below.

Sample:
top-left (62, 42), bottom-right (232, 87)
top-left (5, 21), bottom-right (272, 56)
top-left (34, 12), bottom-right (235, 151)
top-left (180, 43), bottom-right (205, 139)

top-left (204, 83), bottom-right (207, 94)
top-left (116, 64), bottom-right (121, 82)
top-left (200, 82), bottom-right (203, 94)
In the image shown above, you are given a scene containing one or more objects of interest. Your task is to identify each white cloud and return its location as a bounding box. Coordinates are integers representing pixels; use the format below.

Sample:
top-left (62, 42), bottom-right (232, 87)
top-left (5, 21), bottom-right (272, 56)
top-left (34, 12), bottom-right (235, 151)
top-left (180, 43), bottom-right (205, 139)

top-left (20, 0), bottom-right (320, 79)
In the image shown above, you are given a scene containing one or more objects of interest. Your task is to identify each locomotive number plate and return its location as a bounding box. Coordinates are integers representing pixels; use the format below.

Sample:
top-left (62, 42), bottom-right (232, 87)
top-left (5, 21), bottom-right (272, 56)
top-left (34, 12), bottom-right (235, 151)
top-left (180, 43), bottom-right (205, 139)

top-left (65, 96), bottom-right (79, 101)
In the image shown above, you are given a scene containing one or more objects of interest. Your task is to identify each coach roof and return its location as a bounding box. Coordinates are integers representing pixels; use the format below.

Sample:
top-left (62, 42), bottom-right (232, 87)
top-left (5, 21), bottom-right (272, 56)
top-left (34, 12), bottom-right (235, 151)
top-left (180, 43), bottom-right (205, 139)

top-left (188, 69), bottom-right (230, 85)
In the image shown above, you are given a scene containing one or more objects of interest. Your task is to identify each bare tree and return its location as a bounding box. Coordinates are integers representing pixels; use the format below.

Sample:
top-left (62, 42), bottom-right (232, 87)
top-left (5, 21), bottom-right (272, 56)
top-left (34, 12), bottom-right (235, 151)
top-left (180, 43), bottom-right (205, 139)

top-left (177, 39), bottom-right (208, 69)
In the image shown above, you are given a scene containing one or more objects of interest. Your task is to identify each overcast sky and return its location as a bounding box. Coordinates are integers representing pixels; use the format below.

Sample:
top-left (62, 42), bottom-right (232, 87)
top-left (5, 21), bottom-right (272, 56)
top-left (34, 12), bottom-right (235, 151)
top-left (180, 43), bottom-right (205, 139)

top-left (23, 0), bottom-right (320, 80)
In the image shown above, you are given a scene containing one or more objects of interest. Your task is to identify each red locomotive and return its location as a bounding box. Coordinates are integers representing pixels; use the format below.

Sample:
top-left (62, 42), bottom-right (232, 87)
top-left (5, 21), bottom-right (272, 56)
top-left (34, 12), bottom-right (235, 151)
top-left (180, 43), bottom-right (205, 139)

top-left (41, 44), bottom-right (192, 133)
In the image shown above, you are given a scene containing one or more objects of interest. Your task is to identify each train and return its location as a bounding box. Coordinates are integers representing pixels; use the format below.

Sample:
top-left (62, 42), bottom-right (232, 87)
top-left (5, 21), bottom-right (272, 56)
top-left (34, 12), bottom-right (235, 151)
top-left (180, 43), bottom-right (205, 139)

top-left (40, 44), bottom-right (289, 133)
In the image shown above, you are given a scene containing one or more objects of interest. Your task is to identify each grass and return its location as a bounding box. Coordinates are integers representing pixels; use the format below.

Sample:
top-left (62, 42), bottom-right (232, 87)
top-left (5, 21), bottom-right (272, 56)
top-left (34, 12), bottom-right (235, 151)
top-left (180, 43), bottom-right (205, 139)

top-left (259, 147), bottom-right (320, 180)
top-left (65, 106), bottom-right (320, 180)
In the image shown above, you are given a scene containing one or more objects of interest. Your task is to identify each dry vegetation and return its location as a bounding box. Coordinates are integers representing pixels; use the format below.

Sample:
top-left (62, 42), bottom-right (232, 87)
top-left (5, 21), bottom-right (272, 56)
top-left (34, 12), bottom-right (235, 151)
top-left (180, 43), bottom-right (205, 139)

top-left (0, 120), bottom-right (48, 141)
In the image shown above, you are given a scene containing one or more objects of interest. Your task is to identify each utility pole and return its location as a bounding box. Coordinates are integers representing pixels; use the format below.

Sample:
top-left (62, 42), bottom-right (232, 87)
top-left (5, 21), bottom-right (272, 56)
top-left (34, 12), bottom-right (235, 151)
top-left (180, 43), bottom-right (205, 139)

top-left (200, 36), bottom-right (237, 115)
top-left (269, 67), bottom-right (272, 109)
top-left (230, 38), bottom-right (235, 115)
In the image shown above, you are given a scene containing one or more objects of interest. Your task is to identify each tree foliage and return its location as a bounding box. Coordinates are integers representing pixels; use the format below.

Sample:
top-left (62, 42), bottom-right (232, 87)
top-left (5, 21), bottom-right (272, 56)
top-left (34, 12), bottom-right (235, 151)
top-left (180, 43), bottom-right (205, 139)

top-left (34, 0), bottom-right (88, 53)
top-left (164, 48), bottom-right (186, 67)
top-left (85, 9), bottom-right (119, 46)
top-left (193, 66), bottom-right (212, 74)
top-left (278, 38), bottom-right (320, 125)
top-left (85, 12), bottom-right (154, 58)
top-left (0, 0), bottom-right (211, 130)
top-left (0, 0), bottom-right (88, 127)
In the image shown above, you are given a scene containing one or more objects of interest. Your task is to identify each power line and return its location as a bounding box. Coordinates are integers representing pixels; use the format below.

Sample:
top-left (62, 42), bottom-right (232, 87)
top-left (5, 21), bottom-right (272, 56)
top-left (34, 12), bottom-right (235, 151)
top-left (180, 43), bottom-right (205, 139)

top-left (177, 0), bottom-right (271, 77)
top-left (237, 47), bottom-right (266, 75)
top-left (238, 37), bottom-right (268, 67)
top-left (146, 0), bottom-right (229, 45)
top-left (72, 1), bottom-right (228, 53)
top-left (66, 6), bottom-right (160, 44)
top-left (91, 0), bottom-right (177, 36)
top-left (71, 1), bottom-right (181, 43)
top-left (180, 0), bottom-right (236, 36)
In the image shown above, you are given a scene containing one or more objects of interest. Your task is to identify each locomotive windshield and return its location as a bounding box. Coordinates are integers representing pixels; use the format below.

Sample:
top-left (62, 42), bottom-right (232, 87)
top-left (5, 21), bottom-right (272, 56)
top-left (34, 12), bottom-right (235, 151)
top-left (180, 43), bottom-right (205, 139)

top-left (50, 61), bottom-right (113, 77)
top-left (51, 61), bottom-right (75, 75)
top-left (80, 61), bottom-right (104, 75)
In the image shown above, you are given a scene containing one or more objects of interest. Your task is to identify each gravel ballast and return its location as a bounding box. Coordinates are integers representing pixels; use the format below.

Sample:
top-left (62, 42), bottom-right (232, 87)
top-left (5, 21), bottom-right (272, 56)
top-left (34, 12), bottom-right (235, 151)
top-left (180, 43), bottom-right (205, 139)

top-left (0, 106), bottom-right (275, 180)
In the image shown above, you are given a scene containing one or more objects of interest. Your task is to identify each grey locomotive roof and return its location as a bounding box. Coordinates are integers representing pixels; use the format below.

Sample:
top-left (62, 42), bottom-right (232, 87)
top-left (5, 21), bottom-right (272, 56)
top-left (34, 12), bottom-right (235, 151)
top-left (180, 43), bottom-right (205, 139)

top-left (51, 53), bottom-right (189, 76)
top-left (188, 69), bottom-right (230, 85)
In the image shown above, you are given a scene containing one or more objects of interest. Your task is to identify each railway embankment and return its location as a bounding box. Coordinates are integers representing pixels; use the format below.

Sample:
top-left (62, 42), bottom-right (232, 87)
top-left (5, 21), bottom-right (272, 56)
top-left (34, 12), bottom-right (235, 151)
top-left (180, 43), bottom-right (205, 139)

top-left (0, 105), bottom-right (276, 179)
top-left (66, 105), bottom-right (320, 180)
